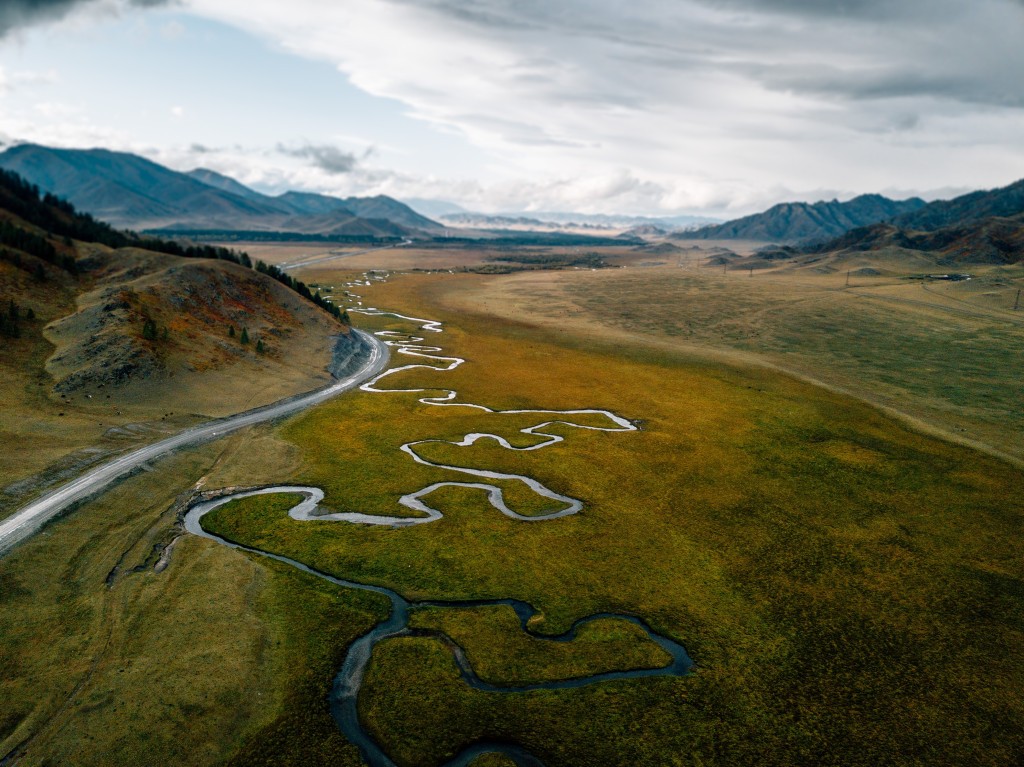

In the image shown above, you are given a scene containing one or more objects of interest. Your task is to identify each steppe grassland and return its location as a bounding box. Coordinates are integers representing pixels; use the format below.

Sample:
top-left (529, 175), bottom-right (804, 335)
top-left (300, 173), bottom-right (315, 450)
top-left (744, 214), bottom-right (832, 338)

top-left (446, 261), bottom-right (1024, 463)
top-left (229, 242), bottom-right (489, 271)
top-left (203, 271), bottom-right (1024, 767)
top-left (222, 241), bottom-right (653, 273)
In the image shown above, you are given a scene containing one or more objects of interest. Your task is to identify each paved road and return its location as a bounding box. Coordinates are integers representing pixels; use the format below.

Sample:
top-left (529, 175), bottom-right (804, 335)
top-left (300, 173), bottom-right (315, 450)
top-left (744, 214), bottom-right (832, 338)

top-left (0, 330), bottom-right (390, 557)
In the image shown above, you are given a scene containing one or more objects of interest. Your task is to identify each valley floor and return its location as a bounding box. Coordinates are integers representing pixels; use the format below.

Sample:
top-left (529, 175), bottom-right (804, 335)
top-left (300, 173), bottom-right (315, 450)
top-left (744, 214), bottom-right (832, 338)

top-left (2, 257), bottom-right (1022, 767)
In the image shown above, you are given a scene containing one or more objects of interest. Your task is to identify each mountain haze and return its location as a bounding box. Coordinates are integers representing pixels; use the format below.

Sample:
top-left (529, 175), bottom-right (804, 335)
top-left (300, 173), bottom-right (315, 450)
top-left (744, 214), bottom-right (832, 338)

top-left (186, 168), bottom-right (267, 201)
top-left (0, 145), bottom-right (283, 228)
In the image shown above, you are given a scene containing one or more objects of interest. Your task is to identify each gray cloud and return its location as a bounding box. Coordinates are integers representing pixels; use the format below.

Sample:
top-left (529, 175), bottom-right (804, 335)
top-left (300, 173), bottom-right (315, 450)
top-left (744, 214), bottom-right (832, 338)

top-left (5, 0), bottom-right (1024, 215)
top-left (386, 0), bottom-right (545, 31)
top-left (375, 0), bottom-right (1024, 111)
top-left (0, 0), bottom-right (170, 37)
top-left (699, 0), bottom-right (894, 18)
top-left (277, 143), bottom-right (363, 175)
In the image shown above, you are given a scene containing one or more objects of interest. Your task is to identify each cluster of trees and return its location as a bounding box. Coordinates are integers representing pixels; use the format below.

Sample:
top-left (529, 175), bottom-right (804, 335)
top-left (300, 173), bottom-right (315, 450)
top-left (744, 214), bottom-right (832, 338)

top-left (0, 169), bottom-right (249, 269)
top-left (0, 169), bottom-right (118, 248)
top-left (1, 169), bottom-right (350, 325)
top-left (0, 222), bottom-right (76, 276)
top-left (141, 317), bottom-right (168, 342)
top-left (254, 261), bottom-right (350, 323)
top-left (228, 324), bottom-right (265, 353)
top-left (138, 239), bottom-right (252, 267)
top-left (1, 299), bottom-right (33, 339)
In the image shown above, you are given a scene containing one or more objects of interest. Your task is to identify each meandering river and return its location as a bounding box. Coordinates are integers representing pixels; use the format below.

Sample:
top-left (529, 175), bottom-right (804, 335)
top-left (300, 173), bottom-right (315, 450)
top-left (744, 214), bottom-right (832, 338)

top-left (183, 289), bottom-right (694, 766)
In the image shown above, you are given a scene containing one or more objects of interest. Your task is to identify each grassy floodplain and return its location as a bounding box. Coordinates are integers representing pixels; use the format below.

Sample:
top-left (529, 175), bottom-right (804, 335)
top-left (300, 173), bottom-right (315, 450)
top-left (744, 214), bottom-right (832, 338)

top-left (450, 261), bottom-right (1024, 464)
top-left (199, 270), bottom-right (1024, 766)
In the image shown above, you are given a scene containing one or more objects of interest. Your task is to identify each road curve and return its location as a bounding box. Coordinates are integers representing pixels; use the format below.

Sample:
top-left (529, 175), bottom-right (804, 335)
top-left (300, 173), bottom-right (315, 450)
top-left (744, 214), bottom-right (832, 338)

top-left (0, 329), bottom-right (390, 558)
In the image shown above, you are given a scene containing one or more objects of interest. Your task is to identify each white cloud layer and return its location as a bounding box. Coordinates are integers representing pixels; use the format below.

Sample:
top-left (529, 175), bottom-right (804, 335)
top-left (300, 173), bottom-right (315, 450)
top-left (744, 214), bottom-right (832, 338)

top-left (3, 0), bottom-right (1024, 214)
top-left (169, 0), bottom-right (1024, 213)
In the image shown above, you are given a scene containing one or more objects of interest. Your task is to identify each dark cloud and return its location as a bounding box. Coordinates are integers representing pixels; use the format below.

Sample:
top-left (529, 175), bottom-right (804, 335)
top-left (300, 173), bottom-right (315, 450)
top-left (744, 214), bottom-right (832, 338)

top-left (740, 58), bottom-right (1024, 109)
top-left (696, 0), bottom-right (912, 20)
top-left (0, 0), bottom-right (170, 38)
top-left (278, 143), bottom-right (361, 175)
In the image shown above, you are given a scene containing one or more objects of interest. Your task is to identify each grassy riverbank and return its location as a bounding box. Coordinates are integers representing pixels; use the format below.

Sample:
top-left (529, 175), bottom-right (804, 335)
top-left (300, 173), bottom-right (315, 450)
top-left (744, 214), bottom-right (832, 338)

top-left (200, 272), bottom-right (1024, 766)
top-left (0, 438), bottom-right (388, 767)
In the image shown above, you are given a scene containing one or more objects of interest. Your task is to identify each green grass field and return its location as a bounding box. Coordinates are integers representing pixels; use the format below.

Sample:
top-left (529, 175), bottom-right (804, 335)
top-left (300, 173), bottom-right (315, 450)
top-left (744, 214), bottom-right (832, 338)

top-left (2, 262), bottom-right (1022, 766)
top-left (195, 272), bottom-right (1024, 767)
top-left (0, 436), bottom-right (388, 767)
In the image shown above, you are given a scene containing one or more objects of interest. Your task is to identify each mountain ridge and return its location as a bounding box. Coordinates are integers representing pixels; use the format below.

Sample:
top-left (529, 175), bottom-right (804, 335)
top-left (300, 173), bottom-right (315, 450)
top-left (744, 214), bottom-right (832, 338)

top-left (681, 194), bottom-right (927, 244)
top-left (801, 177), bottom-right (1024, 264)
top-left (0, 144), bottom-right (441, 238)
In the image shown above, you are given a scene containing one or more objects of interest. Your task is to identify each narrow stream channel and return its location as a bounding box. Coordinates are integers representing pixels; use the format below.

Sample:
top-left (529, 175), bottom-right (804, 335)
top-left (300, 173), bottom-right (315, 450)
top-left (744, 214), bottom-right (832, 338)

top-left (182, 285), bottom-right (693, 765)
top-left (183, 489), bottom-right (692, 767)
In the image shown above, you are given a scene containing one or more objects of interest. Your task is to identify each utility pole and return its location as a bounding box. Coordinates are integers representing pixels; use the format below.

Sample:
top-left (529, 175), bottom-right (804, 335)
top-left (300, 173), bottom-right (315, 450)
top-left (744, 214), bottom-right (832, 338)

top-left (845, 270), bottom-right (850, 287)
top-left (1015, 289), bottom-right (1021, 311)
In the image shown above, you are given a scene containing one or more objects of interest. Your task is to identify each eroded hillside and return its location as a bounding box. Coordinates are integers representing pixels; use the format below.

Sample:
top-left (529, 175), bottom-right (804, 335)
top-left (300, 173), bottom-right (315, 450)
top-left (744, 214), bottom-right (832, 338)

top-left (0, 174), bottom-right (348, 517)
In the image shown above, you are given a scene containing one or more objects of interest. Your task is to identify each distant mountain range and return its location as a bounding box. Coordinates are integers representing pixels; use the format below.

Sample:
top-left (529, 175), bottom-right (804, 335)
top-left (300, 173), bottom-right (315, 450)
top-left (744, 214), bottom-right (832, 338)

top-left (402, 201), bottom-right (718, 232)
top-left (682, 194), bottom-right (927, 244)
top-left (892, 179), bottom-right (1024, 232)
top-left (808, 179), bottom-right (1024, 264)
top-left (5, 143), bottom-right (1021, 262)
top-left (0, 144), bottom-right (443, 238)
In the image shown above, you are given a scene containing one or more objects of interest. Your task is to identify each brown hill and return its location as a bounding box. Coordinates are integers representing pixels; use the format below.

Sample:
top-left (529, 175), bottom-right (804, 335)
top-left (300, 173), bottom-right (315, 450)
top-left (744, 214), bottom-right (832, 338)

top-left (0, 170), bottom-right (349, 513)
top-left (894, 179), bottom-right (1024, 231)
top-left (808, 215), bottom-right (1024, 265)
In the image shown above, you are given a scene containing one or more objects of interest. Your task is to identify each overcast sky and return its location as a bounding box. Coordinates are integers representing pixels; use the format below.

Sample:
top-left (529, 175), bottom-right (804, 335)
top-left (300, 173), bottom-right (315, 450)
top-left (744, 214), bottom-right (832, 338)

top-left (1, 0), bottom-right (1023, 215)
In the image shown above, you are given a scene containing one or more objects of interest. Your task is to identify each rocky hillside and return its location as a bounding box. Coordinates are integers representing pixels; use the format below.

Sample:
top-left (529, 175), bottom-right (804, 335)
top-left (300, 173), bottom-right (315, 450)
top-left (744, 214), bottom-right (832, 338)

top-left (0, 144), bottom-right (441, 237)
top-left (806, 215), bottom-right (1024, 265)
top-left (893, 178), bottom-right (1024, 232)
top-left (0, 168), bottom-right (349, 418)
top-left (683, 194), bottom-right (926, 244)
top-left (807, 179), bottom-right (1024, 264)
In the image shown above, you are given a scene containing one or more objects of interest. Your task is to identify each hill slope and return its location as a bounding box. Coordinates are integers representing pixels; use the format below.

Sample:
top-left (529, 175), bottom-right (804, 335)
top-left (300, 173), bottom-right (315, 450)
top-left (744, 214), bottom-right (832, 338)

top-left (808, 178), bottom-right (1024, 264)
top-left (0, 169), bottom-right (351, 507)
top-left (893, 178), bottom-right (1024, 231)
top-left (0, 144), bottom-right (439, 237)
top-left (683, 194), bottom-right (926, 243)
top-left (807, 215), bottom-right (1024, 265)
top-left (0, 145), bottom-right (286, 228)
top-left (186, 168), bottom-right (268, 201)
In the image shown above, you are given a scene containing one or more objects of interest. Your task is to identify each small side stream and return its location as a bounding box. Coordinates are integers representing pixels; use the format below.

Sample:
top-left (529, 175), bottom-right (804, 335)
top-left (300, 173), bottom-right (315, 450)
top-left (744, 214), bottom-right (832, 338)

top-left (184, 488), bottom-right (692, 767)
